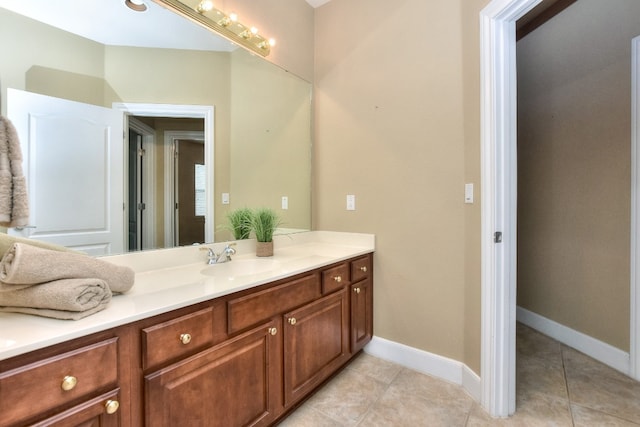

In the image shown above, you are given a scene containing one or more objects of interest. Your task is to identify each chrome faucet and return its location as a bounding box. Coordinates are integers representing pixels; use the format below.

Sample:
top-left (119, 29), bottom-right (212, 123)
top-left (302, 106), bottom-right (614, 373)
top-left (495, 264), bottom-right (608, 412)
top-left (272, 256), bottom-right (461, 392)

top-left (200, 244), bottom-right (236, 265)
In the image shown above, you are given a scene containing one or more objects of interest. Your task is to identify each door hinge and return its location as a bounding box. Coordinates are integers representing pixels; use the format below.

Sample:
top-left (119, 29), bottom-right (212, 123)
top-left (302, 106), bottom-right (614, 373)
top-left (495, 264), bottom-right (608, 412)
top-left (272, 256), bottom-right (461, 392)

top-left (137, 203), bottom-right (146, 211)
top-left (494, 232), bottom-right (503, 243)
top-left (138, 148), bottom-right (146, 157)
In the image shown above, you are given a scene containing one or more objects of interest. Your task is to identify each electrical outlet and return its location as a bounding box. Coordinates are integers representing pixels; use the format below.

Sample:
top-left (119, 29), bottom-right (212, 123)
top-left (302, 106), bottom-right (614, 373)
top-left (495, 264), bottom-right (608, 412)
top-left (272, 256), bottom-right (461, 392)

top-left (346, 195), bottom-right (356, 211)
top-left (281, 196), bottom-right (288, 210)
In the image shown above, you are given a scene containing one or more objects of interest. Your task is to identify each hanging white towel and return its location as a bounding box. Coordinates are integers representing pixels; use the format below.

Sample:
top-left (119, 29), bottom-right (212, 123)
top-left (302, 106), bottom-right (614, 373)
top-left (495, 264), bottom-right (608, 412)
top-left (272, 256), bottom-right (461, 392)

top-left (0, 116), bottom-right (28, 228)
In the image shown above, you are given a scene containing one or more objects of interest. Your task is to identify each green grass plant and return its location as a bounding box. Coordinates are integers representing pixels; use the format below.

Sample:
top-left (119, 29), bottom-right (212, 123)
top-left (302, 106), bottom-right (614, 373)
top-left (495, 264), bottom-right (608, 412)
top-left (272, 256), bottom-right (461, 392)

top-left (251, 208), bottom-right (281, 242)
top-left (226, 208), bottom-right (253, 240)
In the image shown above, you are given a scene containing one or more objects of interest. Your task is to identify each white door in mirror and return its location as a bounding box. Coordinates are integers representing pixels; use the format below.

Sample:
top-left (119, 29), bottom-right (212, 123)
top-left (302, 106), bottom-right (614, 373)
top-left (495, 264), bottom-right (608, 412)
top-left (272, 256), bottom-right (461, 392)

top-left (7, 89), bottom-right (125, 255)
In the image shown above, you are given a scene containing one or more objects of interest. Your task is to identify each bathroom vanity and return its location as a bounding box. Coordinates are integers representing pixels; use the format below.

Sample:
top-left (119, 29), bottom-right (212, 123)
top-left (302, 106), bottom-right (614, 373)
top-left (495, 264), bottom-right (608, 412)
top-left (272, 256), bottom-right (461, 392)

top-left (0, 232), bottom-right (374, 426)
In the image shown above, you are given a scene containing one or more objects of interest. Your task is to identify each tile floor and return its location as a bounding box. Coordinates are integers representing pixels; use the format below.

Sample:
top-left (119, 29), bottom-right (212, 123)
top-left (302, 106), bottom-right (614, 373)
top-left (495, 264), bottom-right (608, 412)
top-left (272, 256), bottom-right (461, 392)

top-left (278, 323), bottom-right (640, 426)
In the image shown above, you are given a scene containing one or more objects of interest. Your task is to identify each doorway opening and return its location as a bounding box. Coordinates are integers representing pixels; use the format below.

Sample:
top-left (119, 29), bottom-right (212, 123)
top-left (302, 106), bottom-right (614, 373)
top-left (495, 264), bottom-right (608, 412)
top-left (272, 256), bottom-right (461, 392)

top-left (480, 0), bottom-right (640, 418)
top-left (114, 103), bottom-right (214, 250)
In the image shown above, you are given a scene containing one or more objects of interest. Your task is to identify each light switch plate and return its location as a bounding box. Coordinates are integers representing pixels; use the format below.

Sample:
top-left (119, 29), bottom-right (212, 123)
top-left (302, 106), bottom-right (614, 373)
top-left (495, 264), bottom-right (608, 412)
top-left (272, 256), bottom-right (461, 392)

top-left (464, 184), bottom-right (474, 204)
top-left (222, 193), bottom-right (230, 205)
top-left (281, 196), bottom-right (288, 210)
top-left (346, 195), bottom-right (356, 211)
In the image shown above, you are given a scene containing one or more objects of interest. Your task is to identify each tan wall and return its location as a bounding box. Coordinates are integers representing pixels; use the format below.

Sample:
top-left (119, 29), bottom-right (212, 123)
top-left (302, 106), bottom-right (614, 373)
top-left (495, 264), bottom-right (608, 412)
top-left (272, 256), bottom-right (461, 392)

top-left (462, 0), bottom-right (491, 375)
top-left (516, 0), bottom-right (640, 351)
top-left (0, 8), bottom-right (105, 113)
top-left (229, 49), bottom-right (312, 232)
top-left (314, 0), bottom-right (471, 364)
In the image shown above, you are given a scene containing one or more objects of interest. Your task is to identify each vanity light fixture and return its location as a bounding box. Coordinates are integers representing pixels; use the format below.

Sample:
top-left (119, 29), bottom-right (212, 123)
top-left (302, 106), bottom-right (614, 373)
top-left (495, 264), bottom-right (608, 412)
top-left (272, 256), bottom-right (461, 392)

top-left (152, 0), bottom-right (275, 57)
top-left (125, 0), bottom-right (148, 12)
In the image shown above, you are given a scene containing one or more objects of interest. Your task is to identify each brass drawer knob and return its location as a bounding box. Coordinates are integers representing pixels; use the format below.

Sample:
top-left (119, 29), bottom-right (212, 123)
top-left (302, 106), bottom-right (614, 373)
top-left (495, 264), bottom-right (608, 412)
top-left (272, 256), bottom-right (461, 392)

top-left (288, 317), bottom-right (297, 325)
top-left (354, 287), bottom-right (361, 294)
top-left (333, 276), bottom-right (342, 283)
top-left (268, 327), bottom-right (277, 336)
top-left (105, 399), bottom-right (120, 415)
top-left (360, 266), bottom-right (367, 273)
top-left (180, 333), bottom-right (192, 345)
top-left (61, 375), bottom-right (78, 391)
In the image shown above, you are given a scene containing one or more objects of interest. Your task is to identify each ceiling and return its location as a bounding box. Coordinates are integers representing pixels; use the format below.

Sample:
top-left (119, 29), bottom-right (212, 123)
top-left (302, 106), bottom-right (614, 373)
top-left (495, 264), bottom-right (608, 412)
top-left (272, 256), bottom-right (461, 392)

top-left (0, 0), bottom-right (236, 51)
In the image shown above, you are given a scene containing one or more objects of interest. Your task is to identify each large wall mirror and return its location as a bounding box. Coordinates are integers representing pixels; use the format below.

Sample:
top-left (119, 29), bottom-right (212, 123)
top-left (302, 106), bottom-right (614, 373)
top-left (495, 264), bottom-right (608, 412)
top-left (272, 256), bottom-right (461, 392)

top-left (0, 0), bottom-right (311, 255)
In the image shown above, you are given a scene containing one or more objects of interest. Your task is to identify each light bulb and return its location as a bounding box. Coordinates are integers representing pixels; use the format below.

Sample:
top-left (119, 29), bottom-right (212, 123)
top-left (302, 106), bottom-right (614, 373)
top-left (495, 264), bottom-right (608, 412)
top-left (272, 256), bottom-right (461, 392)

top-left (250, 27), bottom-right (259, 35)
top-left (268, 38), bottom-right (276, 47)
top-left (196, 0), bottom-right (214, 13)
top-left (229, 12), bottom-right (238, 22)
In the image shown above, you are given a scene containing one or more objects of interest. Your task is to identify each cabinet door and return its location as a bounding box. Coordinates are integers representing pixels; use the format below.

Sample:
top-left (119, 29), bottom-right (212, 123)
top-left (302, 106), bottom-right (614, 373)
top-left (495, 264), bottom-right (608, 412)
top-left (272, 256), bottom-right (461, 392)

top-left (283, 289), bottom-right (349, 407)
top-left (351, 278), bottom-right (373, 354)
top-left (145, 320), bottom-right (281, 427)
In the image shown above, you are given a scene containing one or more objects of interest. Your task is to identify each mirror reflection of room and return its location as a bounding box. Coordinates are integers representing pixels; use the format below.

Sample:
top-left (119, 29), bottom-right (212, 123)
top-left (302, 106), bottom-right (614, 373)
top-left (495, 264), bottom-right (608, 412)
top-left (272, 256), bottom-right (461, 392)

top-left (0, 0), bottom-right (312, 255)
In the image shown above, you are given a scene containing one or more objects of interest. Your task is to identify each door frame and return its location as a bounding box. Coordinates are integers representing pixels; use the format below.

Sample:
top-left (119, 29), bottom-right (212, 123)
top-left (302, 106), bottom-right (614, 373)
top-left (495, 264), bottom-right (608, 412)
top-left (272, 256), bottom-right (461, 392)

top-left (164, 131), bottom-right (205, 247)
top-left (630, 35), bottom-right (640, 380)
top-left (480, 0), bottom-right (640, 418)
top-left (113, 103), bottom-right (215, 247)
top-left (128, 117), bottom-right (157, 251)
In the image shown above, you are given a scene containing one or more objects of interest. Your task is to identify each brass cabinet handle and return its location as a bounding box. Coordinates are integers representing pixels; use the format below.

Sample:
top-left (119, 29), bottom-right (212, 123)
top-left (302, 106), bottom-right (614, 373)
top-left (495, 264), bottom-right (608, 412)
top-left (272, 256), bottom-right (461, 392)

top-left (288, 317), bottom-right (297, 325)
top-left (353, 287), bottom-right (361, 294)
top-left (360, 266), bottom-right (367, 273)
top-left (268, 327), bottom-right (277, 336)
top-left (61, 375), bottom-right (78, 391)
top-left (105, 400), bottom-right (120, 415)
top-left (180, 333), bottom-right (192, 345)
top-left (333, 276), bottom-right (342, 283)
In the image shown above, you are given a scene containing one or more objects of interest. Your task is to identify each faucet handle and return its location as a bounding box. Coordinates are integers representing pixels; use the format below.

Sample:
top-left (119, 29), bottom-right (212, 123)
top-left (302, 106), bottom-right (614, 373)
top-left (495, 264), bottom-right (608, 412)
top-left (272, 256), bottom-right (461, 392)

top-left (199, 246), bottom-right (216, 257)
top-left (223, 243), bottom-right (237, 257)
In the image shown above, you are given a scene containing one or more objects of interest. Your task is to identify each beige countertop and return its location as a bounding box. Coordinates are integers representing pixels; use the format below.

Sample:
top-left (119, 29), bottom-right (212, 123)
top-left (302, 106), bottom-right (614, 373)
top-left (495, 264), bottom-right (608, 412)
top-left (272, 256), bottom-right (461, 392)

top-left (0, 231), bottom-right (374, 361)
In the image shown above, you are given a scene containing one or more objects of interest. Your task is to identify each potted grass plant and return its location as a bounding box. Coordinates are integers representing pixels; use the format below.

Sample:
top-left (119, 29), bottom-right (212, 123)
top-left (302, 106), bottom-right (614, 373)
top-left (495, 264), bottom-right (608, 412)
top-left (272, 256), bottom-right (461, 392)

top-left (226, 208), bottom-right (253, 240)
top-left (251, 208), bottom-right (281, 257)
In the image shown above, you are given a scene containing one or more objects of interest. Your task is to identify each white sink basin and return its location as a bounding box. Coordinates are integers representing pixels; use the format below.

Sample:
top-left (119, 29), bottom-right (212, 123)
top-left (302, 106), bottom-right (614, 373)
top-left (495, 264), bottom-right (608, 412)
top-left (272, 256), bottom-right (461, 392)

top-left (200, 258), bottom-right (281, 278)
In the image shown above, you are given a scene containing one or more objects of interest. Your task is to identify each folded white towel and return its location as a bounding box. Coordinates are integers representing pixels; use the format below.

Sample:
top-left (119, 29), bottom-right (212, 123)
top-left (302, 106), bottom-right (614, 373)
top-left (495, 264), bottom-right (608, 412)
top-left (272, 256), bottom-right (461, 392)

top-left (0, 278), bottom-right (112, 320)
top-left (0, 243), bottom-right (135, 293)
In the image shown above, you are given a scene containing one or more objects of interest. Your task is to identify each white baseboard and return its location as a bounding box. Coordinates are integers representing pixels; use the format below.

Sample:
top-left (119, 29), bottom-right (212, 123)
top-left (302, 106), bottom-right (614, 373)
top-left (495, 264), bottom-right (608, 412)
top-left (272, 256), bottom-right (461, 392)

top-left (364, 336), bottom-right (481, 402)
top-left (517, 306), bottom-right (630, 374)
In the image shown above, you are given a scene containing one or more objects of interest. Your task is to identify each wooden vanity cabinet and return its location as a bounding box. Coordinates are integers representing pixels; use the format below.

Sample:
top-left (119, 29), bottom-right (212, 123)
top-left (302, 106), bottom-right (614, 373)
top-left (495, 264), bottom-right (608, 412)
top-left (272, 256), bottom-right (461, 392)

top-left (0, 253), bottom-right (373, 427)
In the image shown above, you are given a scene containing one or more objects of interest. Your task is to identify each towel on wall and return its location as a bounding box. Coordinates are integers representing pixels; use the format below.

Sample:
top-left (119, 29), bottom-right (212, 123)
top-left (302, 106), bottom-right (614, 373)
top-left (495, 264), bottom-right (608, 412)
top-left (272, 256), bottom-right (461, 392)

top-left (0, 243), bottom-right (135, 293)
top-left (0, 278), bottom-right (112, 320)
top-left (0, 116), bottom-right (29, 228)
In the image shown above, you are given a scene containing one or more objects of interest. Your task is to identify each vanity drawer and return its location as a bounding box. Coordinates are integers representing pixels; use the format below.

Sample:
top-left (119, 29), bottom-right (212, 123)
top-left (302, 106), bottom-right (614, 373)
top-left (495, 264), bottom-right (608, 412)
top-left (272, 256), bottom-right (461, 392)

top-left (142, 307), bottom-right (215, 370)
top-left (0, 338), bottom-right (118, 426)
top-left (322, 263), bottom-right (350, 294)
top-left (227, 273), bottom-right (321, 334)
top-left (350, 255), bottom-right (371, 283)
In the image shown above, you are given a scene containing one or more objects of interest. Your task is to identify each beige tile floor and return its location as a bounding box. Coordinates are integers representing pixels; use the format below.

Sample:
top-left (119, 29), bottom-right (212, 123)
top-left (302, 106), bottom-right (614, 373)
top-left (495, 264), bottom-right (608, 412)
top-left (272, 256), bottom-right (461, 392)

top-left (278, 323), bottom-right (640, 426)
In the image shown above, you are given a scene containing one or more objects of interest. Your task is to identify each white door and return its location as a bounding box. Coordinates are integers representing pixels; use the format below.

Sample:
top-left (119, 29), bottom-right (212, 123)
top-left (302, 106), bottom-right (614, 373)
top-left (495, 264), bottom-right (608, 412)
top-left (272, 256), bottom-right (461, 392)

top-left (7, 89), bottom-right (125, 256)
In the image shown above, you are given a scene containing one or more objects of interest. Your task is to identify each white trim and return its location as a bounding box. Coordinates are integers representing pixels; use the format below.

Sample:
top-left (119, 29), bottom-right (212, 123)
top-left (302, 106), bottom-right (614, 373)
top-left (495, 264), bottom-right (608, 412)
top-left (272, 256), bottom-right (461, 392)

top-left (517, 307), bottom-right (630, 374)
top-left (164, 131), bottom-right (206, 247)
top-left (631, 36), bottom-right (640, 381)
top-left (480, 0), bottom-right (543, 418)
top-left (112, 103), bottom-right (215, 247)
top-left (128, 117), bottom-right (157, 251)
top-left (364, 336), bottom-right (481, 401)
